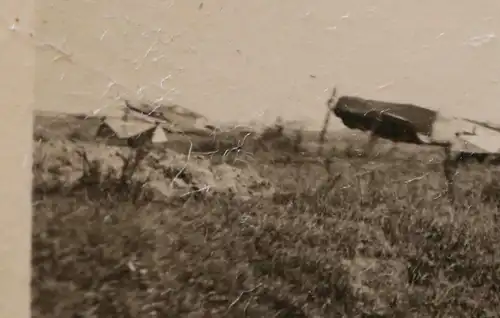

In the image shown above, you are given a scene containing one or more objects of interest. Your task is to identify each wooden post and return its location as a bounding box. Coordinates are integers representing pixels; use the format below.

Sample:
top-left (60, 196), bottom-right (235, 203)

top-left (317, 87), bottom-right (338, 156)
top-left (317, 108), bottom-right (331, 156)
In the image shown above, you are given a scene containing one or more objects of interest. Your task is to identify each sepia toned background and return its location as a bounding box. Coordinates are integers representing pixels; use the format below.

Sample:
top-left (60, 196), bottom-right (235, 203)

top-left (35, 0), bottom-right (500, 129)
top-left (2, 0), bottom-right (500, 316)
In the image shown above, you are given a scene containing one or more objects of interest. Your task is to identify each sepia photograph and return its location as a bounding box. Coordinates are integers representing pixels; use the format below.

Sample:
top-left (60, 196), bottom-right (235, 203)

top-left (28, 1), bottom-right (500, 317)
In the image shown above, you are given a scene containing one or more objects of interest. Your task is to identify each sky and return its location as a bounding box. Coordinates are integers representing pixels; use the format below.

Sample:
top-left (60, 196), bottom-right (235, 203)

top-left (34, 0), bottom-right (500, 130)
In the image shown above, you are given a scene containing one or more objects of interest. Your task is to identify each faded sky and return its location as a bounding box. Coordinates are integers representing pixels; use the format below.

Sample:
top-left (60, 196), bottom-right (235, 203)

top-left (35, 1), bottom-right (500, 129)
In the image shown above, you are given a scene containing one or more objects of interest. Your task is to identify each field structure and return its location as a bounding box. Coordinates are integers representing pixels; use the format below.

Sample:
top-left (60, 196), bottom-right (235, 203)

top-left (318, 87), bottom-right (500, 197)
top-left (32, 104), bottom-right (500, 317)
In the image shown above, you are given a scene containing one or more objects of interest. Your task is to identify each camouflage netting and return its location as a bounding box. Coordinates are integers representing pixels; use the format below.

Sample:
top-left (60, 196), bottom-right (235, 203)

top-left (33, 140), bottom-right (275, 201)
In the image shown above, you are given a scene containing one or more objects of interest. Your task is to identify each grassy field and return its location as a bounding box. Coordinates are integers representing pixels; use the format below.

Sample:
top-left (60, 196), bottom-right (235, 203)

top-left (32, 113), bottom-right (500, 317)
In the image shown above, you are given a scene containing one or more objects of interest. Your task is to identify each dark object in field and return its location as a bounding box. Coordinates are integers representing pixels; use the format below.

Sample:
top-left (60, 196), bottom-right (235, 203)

top-left (332, 95), bottom-right (437, 144)
top-left (318, 86), bottom-right (500, 197)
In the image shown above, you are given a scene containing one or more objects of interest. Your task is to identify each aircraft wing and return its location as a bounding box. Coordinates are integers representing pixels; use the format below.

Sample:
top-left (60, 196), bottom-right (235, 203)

top-left (451, 122), bottom-right (500, 154)
top-left (462, 118), bottom-right (500, 133)
top-left (124, 100), bottom-right (170, 123)
top-left (428, 115), bottom-right (500, 154)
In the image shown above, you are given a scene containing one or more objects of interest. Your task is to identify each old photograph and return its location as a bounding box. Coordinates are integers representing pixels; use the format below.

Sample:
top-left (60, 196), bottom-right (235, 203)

top-left (32, 1), bottom-right (500, 317)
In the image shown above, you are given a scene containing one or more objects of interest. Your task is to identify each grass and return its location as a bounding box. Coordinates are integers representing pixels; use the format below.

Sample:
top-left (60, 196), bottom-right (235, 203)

top-left (32, 114), bottom-right (500, 317)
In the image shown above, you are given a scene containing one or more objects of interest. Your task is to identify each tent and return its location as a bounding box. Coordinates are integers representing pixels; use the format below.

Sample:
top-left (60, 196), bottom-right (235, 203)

top-left (96, 117), bottom-right (168, 147)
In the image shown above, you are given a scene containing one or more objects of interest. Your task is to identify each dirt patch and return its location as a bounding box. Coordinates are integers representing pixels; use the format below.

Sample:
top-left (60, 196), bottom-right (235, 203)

top-left (33, 139), bottom-right (275, 201)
